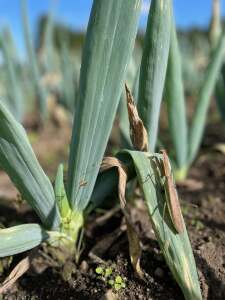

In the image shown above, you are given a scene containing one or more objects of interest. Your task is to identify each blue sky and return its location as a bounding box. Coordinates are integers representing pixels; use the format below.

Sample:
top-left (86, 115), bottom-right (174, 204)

top-left (0, 0), bottom-right (224, 55)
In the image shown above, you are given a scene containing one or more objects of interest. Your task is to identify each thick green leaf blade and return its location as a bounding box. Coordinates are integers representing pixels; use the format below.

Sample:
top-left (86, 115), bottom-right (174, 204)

top-left (121, 150), bottom-right (202, 300)
top-left (0, 102), bottom-right (60, 229)
top-left (188, 29), bottom-right (225, 164)
top-left (67, 0), bottom-right (142, 210)
top-left (137, 0), bottom-right (171, 151)
top-left (0, 224), bottom-right (48, 257)
top-left (164, 15), bottom-right (188, 173)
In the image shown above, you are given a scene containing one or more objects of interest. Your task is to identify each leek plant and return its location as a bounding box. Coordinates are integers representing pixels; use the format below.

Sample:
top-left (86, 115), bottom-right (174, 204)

top-left (0, 1), bottom-right (203, 298)
top-left (92, 1), bottom-right (202, 298)
top-left (164, 10), bottom-right (225, 180)
top-left (0, 0), bottom-right (141, 260)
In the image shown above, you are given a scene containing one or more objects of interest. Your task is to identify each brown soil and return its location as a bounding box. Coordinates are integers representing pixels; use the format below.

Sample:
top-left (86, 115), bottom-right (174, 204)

top-left (0, 121), bottom-right (225, 300)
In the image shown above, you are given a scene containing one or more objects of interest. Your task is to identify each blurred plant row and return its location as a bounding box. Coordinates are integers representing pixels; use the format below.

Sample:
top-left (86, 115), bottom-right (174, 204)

top-left (0, 1), bottom-right (223, 130)
top-left (0, 0), bottom-right (81, 124)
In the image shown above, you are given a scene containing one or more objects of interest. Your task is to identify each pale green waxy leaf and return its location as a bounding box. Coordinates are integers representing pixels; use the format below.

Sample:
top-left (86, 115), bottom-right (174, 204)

top-left (120, 150), bottom-right (202, 300)
top-left (0, 224), bottom-right (48, 257)
top-left (0, 102), bottom-right (60, 229)
top-left (188, 29), bottom-right (225, 164)
top-left (165, 15), bottom-right (188, 172)
top-left (21, 0), bottom-right (47, 119)
top-left (55, 164), bottom-right (70, 218)
top-left (138, 0), bottom-right (171, 151)
top-left (67, 0), bottom-right (142, 210)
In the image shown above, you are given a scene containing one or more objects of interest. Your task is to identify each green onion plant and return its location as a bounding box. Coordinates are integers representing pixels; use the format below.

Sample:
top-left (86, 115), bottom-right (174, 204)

top-left (0, 1), bottom-right (203, 299)
top-left (0, 0), bottom-right (141, 261)
top-left (93, 1), bottom-right (202, 298)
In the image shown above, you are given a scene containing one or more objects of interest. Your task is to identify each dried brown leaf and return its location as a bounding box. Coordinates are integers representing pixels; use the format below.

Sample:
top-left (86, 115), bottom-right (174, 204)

top-left (160, 150), bottom-right (184, 233)
top-left (123, 209), bottom-right (144, 279)
top-left (101, 157), bottom-right (128, 208)
top-left (100, 156), bottom-right (143, 278)
top-left (125, 83), bottom-right (148, 151)
top-left (0, 256), bottom-right (31, 294)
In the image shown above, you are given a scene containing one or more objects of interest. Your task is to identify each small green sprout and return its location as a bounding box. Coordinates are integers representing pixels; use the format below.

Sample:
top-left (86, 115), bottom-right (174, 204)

top-left (108, 279), bottom-right (114, 286)
top-left (95, 265), bottom-right (126, 290)
top-left (191, 219), bottom-right (204, 230)
top-left (114, 276), bottom-right (126, 290)
top-left (95, 266), bottom-right (104, 275)
top-left (115, 275), bottom-right (123, 284)
top-left (114, 283), bottom-right (121, 290)
top-left (105, 267), bottom-right (113, 277)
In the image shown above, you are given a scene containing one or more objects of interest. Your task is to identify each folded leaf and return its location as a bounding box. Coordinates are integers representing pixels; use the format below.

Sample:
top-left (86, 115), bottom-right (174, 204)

top-left (88, 154), bottom-right (136, 212)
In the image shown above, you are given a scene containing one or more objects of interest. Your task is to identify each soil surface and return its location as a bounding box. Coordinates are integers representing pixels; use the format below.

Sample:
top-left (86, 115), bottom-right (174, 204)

top-left (0, 120), bottom-right (225, 300)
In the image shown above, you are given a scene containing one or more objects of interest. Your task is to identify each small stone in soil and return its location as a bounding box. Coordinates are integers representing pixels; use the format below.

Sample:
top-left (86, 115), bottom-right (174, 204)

top-left (79, 260), bottom-right (89, 273)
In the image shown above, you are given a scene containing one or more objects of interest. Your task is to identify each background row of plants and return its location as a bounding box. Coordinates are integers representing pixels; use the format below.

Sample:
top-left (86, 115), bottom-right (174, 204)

top-left (0, 0), bottom-right (225, 299)
top-left (1, 0), bottom-right (224, 129)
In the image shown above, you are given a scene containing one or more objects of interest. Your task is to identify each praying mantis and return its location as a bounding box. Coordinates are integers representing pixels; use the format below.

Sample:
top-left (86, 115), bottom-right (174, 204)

top-left (159, 149), bottom-right (184, 234)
